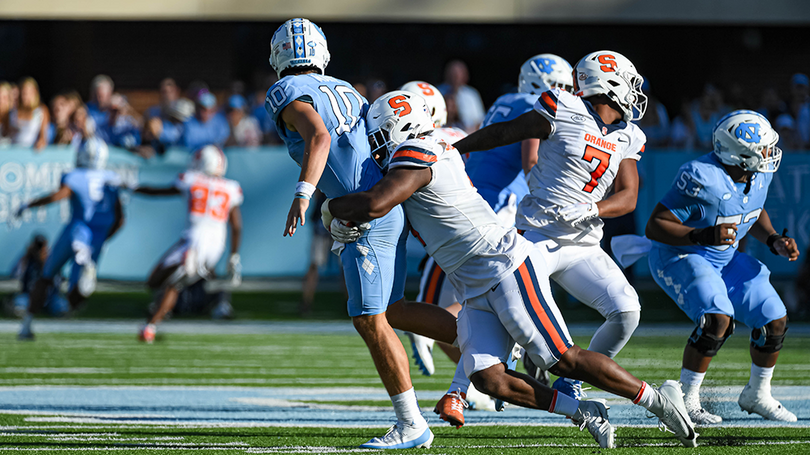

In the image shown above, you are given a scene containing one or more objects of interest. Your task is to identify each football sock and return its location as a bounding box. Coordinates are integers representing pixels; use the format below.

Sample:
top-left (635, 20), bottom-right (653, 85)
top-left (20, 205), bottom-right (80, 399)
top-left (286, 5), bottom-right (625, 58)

top-left (549, 390), bottom-right (579, 417)
top-left (391, 388), bottom-right (424, 426)
top-left (587, 310), bottom-right (640, 358)
top-left (680, 368), bottom-right (705, 401)
top-left (449, 362), bottom-right (470, 395)
top-left (20, 314), bottom-right (33, 333)
top-left (633, 381), bottom-right (661, 413)
top-left (748, 363), bottom-right (774, 393)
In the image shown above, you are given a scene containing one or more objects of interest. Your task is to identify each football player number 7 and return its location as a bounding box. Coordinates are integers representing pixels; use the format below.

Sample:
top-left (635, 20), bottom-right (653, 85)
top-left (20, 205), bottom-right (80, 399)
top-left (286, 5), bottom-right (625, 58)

top-left (581, 145), bottom-right (610, 193)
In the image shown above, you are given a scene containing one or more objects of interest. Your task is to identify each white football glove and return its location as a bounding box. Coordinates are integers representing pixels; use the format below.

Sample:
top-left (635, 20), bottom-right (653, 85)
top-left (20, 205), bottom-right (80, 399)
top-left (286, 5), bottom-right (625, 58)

top-left (329, 218), bottom-right (370, 244)
top-left (320, 198), bottom-right (334, 230)
top-left (558, 202), bottom-right (599, 226)
top-left (228, 253), bottom-right (242, 287)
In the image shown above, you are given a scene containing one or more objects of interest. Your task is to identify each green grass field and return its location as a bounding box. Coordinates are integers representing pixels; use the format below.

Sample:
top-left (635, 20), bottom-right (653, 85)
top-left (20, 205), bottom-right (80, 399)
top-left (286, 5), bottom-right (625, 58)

top-left (1, 323), bottom-right (809, 454)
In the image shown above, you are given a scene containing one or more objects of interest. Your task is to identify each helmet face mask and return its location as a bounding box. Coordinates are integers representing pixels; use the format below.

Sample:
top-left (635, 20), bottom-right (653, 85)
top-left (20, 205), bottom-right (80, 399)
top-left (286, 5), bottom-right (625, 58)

top-left (366, 91), bottom-right (434, 169)
top-left (713, 110), bottom-right (782, 173)
top-left (269, 18), bottom-right (331, 78)
top-left (519, 54), bottom-right (574, 95)
top-left (573, 50), bottom-right (647, 122)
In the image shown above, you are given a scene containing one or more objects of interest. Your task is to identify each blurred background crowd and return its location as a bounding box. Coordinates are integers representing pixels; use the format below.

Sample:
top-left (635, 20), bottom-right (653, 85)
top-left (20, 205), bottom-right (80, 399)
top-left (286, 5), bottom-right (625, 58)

top-left (2, 63), bottom-right (810, 157)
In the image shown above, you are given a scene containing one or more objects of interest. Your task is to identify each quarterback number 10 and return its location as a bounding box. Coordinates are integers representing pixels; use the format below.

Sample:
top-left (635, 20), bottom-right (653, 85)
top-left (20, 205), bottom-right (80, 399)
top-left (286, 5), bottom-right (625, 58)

top-left (581, 145), bottom-right (611, 193)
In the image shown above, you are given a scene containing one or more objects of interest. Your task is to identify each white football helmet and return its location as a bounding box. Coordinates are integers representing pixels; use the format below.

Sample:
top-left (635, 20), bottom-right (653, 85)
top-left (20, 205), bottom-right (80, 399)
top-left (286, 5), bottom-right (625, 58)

top-left (574, 50), bottom-right (647, 122)
top-left (400, 81), bottom-right (447, 128)
top-left (191, 145), bottom-right (228, 177)
top-left (269, 18), bottom-right (330, 78)
top-left (713, 110), bottom-right (782, 173)
top-left (76, 137), bottom-right (109, 170)
top-left (367, 91), bottom-right (434, 169)
top-left (518, 54), bottom-right (574, 95)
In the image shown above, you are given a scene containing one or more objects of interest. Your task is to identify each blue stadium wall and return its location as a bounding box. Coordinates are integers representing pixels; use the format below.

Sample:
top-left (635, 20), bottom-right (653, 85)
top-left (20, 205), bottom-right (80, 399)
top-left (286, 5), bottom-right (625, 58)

top-left (0, 146), bottom-right (807, 280)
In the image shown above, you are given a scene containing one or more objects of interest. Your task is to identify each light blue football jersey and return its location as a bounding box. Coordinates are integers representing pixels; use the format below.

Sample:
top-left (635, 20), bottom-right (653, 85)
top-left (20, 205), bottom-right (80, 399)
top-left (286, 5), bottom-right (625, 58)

top-left (652, 152), bottom-right (773, 268)
top-left (62, 169), bottom-right (121, 232)
top-left (265, 74), bottom-right (381, 198)
top-left (465, 92), bottom-right (537, 208)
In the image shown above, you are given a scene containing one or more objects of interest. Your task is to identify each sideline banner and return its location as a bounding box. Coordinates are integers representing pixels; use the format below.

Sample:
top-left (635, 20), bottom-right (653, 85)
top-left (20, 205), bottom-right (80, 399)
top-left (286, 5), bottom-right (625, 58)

top-left (1, 146), bottom-right (807, 280)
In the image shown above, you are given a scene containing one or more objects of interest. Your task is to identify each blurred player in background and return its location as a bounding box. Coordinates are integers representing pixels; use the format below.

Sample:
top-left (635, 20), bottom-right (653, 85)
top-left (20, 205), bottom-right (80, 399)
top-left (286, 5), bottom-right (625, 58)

top-left (133, 145), bottom-right (243, 343)
top-left (451, 50), bottom-right (647, 413)
top-left (9, 234), bottom-right (69, 318)
top-left (324, 91), bottom-right (697, 449)
top-left (265, 18), bottom-right (456, 449)
top-left (644, 110), bottom-right (798, 424)
top-left (15, 138), bottom-right (125, 340)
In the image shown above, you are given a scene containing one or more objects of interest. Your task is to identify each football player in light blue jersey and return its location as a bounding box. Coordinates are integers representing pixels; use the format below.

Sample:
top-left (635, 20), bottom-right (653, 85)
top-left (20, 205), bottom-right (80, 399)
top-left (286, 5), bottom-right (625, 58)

top-left (264, 18), bottom-right (455, 450)
top-left (646, 110), bottom-right (799, 424)
top-left (16, 137), bottom-right (125, 340)
top-left (465, 54), bottom-right (574, 214)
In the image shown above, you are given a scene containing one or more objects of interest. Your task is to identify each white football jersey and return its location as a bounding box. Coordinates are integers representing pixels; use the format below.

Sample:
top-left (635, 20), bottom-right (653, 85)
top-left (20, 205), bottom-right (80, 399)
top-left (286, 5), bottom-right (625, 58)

top-left (176, 171), bottom-right (243, 248)
top-left (389, 136), bottom-right (535, 299)
top-left (516, 88), bottom-right (646, 245)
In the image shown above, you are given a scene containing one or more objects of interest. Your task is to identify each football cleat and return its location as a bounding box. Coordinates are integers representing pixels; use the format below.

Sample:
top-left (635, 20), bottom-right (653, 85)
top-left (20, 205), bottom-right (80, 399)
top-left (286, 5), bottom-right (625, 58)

top-left (138, 324), bottom-right (156, 344)
top-left (683, 391), bottom-right (722, 425)
top-left (523, 354), bottom-right (550, 387)
top-left (359, 421), bottom-right (433, 449)
top-left (465, 384), bottom-right (496, 412)
top-left (651, 380), bottom-right (699, 447)
top-left (553, 377), bottom-right (585, 400)
top-left (738, 384), bottom-right (797, 422)
top-left (77, 261), bottom-right (97, 298)
top-left (17, 326), bottom-right (34, 341)
top-left (434, 390), bottom-right (468, 428)
top-left (495, 344), bottom-right (521, 411)
top-left (572, 400), bottom-right (614, 449)
top-left (406, 332), bottom-right (435, 376)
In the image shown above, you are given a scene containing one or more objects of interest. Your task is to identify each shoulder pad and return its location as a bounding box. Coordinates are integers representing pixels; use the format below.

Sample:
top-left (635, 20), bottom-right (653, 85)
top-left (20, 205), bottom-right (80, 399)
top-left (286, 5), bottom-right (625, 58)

top-left (388, 137), bottom-right (442, 170)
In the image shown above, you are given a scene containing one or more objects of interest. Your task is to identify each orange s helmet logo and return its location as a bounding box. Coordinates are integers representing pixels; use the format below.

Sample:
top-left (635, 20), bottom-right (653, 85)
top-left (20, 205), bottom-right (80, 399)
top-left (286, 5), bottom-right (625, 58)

top-left (388, 95), bottom-right (412, 117)
top-left (597, 54), bottom-right (617, 73)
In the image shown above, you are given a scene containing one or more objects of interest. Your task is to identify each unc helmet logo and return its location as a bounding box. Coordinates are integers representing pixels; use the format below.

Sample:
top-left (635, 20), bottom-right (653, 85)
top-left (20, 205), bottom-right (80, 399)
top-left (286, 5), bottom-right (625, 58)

top-left (533, 58), bottom-right (556, 74)
top-left (735, 122), bottom-right (762, 144)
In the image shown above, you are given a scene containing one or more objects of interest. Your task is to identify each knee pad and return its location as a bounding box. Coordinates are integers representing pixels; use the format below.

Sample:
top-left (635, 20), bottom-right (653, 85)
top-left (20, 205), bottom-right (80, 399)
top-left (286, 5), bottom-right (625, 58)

top-left (687, 314), bottom-right (734, 357)
top-left (751, 326), bottom-right (788, 354)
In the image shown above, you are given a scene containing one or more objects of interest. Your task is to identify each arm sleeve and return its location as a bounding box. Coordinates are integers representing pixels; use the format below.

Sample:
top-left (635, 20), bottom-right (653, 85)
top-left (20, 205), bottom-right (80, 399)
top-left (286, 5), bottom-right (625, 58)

top-left (387, 143), bottom-right (438, 171)
top-left (533, 88), bottom-right (561, 137)
top-left (623, 126), bottom-right (647, 162)
top-left (659, 164), bottom-right (710, 224)
top-left (230, 182), bottom-right (244, 207)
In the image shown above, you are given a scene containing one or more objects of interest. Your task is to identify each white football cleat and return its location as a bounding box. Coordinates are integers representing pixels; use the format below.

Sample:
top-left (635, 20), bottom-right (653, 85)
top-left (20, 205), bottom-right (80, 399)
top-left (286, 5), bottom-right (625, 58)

top-left (652, 380), bottom-right (698, 447)
top-left (683, 392), bottom-right (722, 425)
top-left (359, 421), bottom-right (434, 449)
top-left (406, 332), bottom-right (435, 376)
top-left (572, 400), bottom-right (614, 449)
top-left (77, 261), bottom-right (97, 298)
top-left (738, 384), bottom-right (797, 422)
top-left (465, 384), bottom-right (497, 412)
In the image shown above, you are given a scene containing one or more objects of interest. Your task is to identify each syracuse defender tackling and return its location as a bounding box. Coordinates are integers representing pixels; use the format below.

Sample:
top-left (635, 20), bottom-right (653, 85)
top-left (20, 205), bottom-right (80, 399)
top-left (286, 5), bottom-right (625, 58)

top-left (16, 138), bottom-right (124, 340)
top-left (134, 145), bottom-right (243, 343)
top-left (323, 91), bottom-right (698, 449)
top-left (452, 51), bottom-right (647, 404)
top-left (644, 110), bottom-right (798, 424)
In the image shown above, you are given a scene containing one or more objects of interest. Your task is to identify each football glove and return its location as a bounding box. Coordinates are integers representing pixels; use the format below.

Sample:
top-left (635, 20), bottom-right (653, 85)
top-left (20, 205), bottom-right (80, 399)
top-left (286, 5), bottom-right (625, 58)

top-left (558, 202), bottom-right (599, 226)
top-left (228, 253), bottom-right (242, 287)
top-left (330, 218), bottom-right (370, 244)
top-left (320, 198), bottom-right (334, 230)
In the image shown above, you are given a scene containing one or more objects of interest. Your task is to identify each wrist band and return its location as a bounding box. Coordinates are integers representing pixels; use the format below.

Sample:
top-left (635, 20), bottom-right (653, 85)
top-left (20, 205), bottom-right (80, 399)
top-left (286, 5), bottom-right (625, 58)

top-left (688, 227), bottom-right (716, 246)
top-left (767, 230), bottom-right (787, 256)
top-left (295, 181), bottom-right (316, 199)
top-left (294, 193), bottom-right (311, 200)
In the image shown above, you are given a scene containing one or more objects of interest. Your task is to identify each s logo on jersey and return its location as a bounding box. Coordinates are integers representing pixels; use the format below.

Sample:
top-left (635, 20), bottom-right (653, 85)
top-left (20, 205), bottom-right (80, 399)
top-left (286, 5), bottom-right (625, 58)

top-left (388, 95), bottom-right (412, 117)
top-left (735, 122), bottom-right (761, 143)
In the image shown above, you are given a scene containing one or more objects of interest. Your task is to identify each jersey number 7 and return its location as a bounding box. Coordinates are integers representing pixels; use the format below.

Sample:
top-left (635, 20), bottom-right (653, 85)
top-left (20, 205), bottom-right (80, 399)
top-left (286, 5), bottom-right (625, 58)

top-left (581, 145), bottom-right (610, 193)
